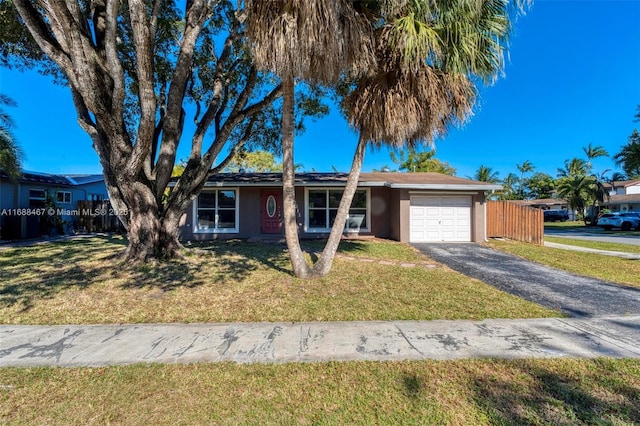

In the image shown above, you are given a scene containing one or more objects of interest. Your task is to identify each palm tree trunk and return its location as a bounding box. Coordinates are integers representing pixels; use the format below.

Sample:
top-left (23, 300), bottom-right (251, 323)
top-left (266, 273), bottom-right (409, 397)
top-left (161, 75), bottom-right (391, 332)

top-left (281, 74), bottom-right (313, 278)
top-left (311, 134), bottom-right (367, 277)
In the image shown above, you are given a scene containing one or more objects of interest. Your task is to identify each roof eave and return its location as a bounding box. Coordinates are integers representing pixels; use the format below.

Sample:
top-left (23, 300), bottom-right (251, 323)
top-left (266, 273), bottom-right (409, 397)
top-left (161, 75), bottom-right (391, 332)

top-left (386, 183), bottom-right (503, 191)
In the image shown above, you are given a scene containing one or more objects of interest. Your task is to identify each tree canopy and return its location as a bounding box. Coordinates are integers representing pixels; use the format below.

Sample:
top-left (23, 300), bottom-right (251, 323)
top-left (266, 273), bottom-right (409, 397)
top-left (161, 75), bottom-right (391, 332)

top-left (615, 129), bottom-right (640, 179)
top-left (391, 148), bottom-right (457, 175)
top-left (0, 93), bottom-right (22, 179)
top-left (3, 0), bottom-right (327, 261)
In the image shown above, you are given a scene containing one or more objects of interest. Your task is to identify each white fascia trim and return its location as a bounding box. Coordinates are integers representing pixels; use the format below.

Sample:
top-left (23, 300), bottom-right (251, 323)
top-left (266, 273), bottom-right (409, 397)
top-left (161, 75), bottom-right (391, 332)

top-left (389, 183), bottom-right (503, 191)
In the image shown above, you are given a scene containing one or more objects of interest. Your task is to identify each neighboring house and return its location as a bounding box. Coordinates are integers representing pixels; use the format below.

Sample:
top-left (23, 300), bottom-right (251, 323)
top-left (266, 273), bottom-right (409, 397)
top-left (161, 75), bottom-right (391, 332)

top-left (510, 198), bottom-right (569, 210)
top-left (509, 198), bottom-right (576, 220)
top-left (0, 170), bottom-right (108, 239)
top-left (178, 172), bottom-right (502, 243)
top-left (603, 180), bottom-right (640, 213)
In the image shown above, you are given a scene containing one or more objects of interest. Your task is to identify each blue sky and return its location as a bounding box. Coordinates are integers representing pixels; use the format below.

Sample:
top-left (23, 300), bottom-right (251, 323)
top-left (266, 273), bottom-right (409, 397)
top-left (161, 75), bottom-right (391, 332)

top-left (1, 0), bottom-right (639, 181)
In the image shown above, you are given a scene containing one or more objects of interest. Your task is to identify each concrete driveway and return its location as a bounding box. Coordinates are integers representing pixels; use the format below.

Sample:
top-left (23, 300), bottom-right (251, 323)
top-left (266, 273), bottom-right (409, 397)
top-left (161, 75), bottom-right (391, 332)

top-left (412, 243), bottom-right (640, 318)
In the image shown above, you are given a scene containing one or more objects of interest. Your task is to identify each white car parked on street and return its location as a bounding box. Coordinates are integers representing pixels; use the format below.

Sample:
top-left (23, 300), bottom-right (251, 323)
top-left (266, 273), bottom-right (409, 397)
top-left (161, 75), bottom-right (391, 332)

top-left (596, 212), bottom-right (640, 231)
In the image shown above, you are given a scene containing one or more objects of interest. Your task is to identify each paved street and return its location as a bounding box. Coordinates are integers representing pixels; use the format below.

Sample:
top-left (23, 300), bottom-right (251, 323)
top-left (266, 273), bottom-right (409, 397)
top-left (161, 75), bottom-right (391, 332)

top-left (545, 227), bottom-right (640, 246)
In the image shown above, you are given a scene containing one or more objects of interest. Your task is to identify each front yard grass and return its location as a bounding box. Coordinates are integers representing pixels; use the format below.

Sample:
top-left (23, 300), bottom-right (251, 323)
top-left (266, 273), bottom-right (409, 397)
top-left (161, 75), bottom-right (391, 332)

top-left (543, 220), bottom-right (585, 229)
top-left (0, 236), bottom-right (557, 324)
top-left (489, 239), bottom-right (640, 288)
top-left (1, 358), bottom-right (639, 425)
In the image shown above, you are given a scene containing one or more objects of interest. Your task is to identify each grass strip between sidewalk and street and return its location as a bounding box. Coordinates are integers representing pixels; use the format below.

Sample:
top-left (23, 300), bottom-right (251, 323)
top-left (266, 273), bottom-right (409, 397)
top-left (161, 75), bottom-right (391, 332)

top-left (1, 358), bottom-right (639, 425)
top-left (0, 236), bottom-right (558, 324)
top-left (489, 239), bottom-right (640, 289)
top-left (544, 236), bottom-right (640, 254)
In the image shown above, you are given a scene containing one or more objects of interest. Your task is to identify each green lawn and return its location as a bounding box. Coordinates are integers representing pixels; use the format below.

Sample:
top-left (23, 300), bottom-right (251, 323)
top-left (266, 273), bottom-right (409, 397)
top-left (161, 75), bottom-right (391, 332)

top-left (489, 239), bottom-right (640, 288)
top-left (0, 236), bottom-right (557, 324)
top-left (1, 359), bottom-right (638, 425)
top-left (543, 220), bottom-right (585, 229)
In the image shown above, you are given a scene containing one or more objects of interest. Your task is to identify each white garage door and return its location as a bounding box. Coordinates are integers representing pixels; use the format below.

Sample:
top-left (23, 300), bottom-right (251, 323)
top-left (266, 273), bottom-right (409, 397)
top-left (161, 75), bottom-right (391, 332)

top-left (410, 195), bottom-right (472, 242)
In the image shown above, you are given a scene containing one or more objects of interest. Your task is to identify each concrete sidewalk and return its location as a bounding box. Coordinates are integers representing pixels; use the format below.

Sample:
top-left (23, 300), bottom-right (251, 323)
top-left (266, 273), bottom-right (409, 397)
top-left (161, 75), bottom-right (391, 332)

top-left (2, 316), bottom-right (639, 367)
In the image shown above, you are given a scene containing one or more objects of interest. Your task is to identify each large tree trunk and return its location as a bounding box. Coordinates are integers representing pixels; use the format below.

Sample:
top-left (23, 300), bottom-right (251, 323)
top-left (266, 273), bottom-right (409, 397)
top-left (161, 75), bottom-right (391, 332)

top-left (310, 135), bottom-right (367, 277)
top-left (118, 180), bottom-right (184, 262)
top-left (281, 75), bottom-right (313, 278)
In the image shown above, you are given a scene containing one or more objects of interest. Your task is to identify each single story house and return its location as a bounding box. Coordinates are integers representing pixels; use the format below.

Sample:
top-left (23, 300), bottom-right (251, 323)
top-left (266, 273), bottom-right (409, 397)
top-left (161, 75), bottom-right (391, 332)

top-left (509, 198), bottom-right (576, 220)
top-left (178, 172), bottom-right (502, 243)
top-left (0, 170), bottom-right (109, 239)
top-left (603, 179), bottom-right (640, 213)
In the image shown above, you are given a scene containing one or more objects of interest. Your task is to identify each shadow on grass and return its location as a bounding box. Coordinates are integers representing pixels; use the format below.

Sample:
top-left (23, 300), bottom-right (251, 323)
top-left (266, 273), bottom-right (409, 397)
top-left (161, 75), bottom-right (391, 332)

top-left (189, 240), bottom-right (292, 275)
top-left (0, 237), bottom-right (333, 311)
top-left (402, 374), bottom-right (424, 399)
top-left (469, 359), bottom-right (640, 424)
top-left (302, 239), bottom-right (374, 257)
top-left (0, 236), bottom-right (128, 311)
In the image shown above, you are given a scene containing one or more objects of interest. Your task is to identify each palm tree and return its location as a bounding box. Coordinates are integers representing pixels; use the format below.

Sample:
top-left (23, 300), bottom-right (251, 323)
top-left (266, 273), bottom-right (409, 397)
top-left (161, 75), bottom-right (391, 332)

top-left (471, 165), bottom-right (500, 183)
top-left (325, 0), bottom-right (523, 276)
top-left (582, 142), bottom-right (608, 172)
top-left (610, 171), bottom-right (627, 182)
top-left (557, 158), bottom-right (588, 178)
top-left (614, 129), bottom-right (640, 179)
top-left (496, 173), bottom-right (520, 200)
top-left (246, 0), bottom-right (525, 278)
top-left (245, 0), bottom-right (376, 278)
top-left (516, 160), bottom-right (534, 198)
top-left (0, 94), bottom-right (22, 180)
top-left (586, 170), bottom-right (610, 224)
top-left (556, 175), bottom-right (592, 223)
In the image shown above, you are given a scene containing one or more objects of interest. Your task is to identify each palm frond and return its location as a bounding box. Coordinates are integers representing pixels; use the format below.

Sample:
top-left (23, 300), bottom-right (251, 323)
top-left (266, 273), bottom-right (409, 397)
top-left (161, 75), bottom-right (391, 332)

top-left (343, 65), bottom-right (475, 148)
top-left (245, 0), bottom-right (376, 83)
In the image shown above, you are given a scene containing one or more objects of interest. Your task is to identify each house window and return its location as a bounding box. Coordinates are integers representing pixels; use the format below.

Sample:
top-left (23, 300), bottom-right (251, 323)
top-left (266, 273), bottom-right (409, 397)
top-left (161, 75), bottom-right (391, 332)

top-left (57, 191), bottom-right (72, 204)
top-left (29, 189), bottom-right (46, 207)
top-left (306, 189), bottom-right (368, 232)
top-left (195, 189), bottom-right (238, 233)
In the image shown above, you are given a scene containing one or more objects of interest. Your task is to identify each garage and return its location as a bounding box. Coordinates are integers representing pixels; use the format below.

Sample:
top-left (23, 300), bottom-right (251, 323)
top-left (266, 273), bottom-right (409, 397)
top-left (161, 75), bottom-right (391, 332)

top-left (409, 195), bottom-right (472, 242)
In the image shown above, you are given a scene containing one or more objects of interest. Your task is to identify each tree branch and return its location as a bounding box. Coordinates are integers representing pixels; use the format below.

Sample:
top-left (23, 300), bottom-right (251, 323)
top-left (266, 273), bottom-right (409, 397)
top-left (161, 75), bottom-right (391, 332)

top-left (126, 0), bottom-right (157, 177)
top-left (12, 0), bottom-right (73, 73)
top-left (154, 0), bottom-right (210, 200)
top-left (211, 117), bottom-right (256, 173)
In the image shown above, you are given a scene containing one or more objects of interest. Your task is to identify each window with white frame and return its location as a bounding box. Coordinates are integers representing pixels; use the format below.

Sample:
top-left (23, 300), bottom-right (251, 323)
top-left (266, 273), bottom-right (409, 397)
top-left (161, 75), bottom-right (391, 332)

top-left (195, 189), bottom-right (238, 232)
top-left (57, 191), bottom-right (72, 204)
top-left (28, 189), bottom-right (46, 207)
top-left (306, 189), bottom-right (368, 232)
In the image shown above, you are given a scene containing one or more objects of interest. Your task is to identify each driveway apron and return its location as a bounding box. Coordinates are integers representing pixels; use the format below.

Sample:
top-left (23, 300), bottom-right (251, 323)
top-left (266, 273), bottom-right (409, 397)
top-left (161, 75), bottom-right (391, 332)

top-left (412, 243), bottom-right (640, 318)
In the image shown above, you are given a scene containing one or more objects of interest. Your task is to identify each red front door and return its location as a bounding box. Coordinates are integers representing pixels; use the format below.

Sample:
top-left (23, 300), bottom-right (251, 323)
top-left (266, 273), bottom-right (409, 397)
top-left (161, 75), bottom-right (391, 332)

top-left (260, 190), bottom-right (283, 234)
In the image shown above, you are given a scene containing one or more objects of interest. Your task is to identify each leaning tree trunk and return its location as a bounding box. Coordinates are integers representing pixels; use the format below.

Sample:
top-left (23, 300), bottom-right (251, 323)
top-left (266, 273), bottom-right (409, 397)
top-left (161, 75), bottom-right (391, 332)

top-left (281, 75), bottom-right (313, 278)
top-left (280, 75), bottom-right (368, 279)
top-left (310, 134), bottom-right (367, 277)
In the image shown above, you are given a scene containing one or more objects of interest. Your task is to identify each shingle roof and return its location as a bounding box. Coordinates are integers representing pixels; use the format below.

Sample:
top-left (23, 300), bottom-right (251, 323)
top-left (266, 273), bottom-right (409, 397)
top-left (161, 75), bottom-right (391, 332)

top-left (604, 179), bottom-right (640, 189)
top-left (607, 194), bottom-right (640, 203)
top-left (0, 170), bottom-right (104, 186)
top-left (200, 172), bottom-right (501, 191)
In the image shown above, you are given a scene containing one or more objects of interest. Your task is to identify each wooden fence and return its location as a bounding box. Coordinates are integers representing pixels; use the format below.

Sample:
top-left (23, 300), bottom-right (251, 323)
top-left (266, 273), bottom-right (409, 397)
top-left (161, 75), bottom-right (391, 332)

top-left (77, 200), bottom-right (124, 233)
top-left (486, 201), bottom-right (544, 245)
